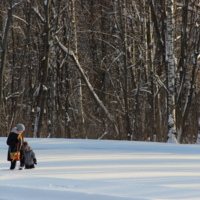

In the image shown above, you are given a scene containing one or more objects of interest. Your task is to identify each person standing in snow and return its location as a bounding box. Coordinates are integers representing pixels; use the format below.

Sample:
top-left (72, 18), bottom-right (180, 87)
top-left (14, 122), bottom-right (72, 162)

top-left (24, 145), bottom-right (37, 169)
top-left (6, 124), bottom-right (25, 170)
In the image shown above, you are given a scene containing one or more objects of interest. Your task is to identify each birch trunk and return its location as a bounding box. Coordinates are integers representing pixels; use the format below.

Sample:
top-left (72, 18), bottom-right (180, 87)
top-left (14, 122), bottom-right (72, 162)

top-left (166, 0), bottom-right (178, 143)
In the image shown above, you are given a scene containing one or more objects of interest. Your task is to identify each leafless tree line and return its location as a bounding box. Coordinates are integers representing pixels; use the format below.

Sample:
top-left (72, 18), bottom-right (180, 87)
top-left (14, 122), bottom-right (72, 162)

top-left (0, 0), bottom-right (199, 143)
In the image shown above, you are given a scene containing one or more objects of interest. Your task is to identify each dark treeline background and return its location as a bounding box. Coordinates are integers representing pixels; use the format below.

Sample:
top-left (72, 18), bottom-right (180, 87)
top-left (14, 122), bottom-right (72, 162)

top-left (0, 0), bottom-right (199, 143)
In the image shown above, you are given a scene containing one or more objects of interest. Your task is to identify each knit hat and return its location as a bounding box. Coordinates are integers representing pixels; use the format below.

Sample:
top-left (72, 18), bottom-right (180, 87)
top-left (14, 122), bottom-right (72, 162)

top-left (17, 123), bottom-right (25, 131)
top-left (23, 141), bottom-right (28, 147)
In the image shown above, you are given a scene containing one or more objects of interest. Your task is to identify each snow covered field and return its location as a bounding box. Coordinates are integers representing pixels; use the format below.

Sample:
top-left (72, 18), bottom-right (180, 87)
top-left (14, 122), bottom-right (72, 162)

top-left (1, 137), bottom-right (200, 200)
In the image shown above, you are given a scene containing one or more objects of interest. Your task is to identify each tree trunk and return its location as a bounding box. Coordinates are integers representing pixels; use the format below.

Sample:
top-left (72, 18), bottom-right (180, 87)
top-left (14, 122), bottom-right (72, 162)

top-left (0, 0), bottom-right (12, 121)
top-left (177, 25), bottom-right (200, 142)
top-left (117, 0), bottom-right (132, 140)
top-left (71, 0), bottom-right (86, 139)
top-left (166, 0), bottom-right (178, 143)
top-left (56, 36), bottom-right (119, 137)
top-left (146, 0), bottom-right (155, 141)
top-left (36, 0), bottom-right (51, 137)
top-left (47, 0), bottom-right (58, 138)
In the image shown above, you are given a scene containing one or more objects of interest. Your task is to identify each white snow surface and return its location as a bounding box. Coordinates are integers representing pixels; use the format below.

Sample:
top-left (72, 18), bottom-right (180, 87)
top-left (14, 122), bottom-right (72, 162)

top-left (1, 137), bottom-right (200, 200)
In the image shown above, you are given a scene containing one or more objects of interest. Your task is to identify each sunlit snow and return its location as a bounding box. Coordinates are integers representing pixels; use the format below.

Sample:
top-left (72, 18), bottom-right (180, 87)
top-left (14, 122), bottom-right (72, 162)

top-left (1, 137), bottom-right (200, 200)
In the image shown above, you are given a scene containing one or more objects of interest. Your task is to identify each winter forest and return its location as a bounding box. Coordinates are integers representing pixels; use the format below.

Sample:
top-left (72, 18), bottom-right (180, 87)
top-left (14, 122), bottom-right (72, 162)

top-left (0, 0), bottom-right (199, 143)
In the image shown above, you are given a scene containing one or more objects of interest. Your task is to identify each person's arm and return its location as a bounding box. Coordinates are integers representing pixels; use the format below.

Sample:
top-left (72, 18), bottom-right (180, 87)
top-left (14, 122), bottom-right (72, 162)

top-left (6, 133), bottom-right (18, 146)
top-left (32, 151), bottom-right (37, 164)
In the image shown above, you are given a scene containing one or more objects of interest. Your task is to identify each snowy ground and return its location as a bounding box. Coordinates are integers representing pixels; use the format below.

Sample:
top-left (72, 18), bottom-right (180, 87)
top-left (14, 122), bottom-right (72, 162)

top-left (1, 137), bottom-right (200, 200)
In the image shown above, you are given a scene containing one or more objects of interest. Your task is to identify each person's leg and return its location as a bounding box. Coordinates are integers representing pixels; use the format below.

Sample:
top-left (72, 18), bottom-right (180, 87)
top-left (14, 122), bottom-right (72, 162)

top-left (10, 160), bottom-right (16, 170)
top-left (19, 165), bottom-right (25, 170)
top-left (19, 157), bottom-right (25, 169)
top-left (18, 149), bottom-right (25, 170)
top-left (25, 165), bottom-right (30, 169)
top-left (20, 149), bottom-right (25, 166)
top-left (30, 164), bottom-right (35, 169)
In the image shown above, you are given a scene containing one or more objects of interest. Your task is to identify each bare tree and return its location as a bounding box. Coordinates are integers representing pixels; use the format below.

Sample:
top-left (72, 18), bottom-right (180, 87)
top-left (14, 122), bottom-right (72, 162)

top-left (0, 0), bottom-right (13, 121)
top-left (117, 0), bottom-right (132, 140)
top-left (177, 2), bottom-right (200, 142)
top-left (70, 0), bottom-right (86, 139)
top-left (166, 0), bottom-right (178, 143)
top-left (56, 36), bottom-right (119, 137)
top-left (0, 0), bottom-right (199, 143)
top-left (35, 0), bottom-right (52, 137)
